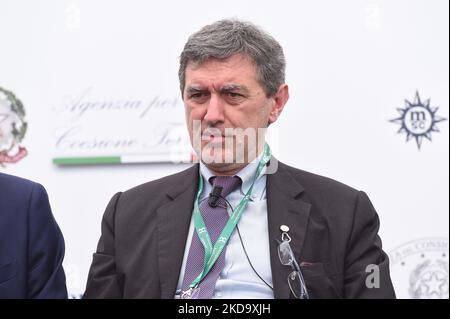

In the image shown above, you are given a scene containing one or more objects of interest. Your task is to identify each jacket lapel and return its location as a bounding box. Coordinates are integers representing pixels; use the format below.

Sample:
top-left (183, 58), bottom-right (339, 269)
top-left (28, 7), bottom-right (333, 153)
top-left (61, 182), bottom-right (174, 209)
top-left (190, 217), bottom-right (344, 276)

top-left (267, 160), bottom-right (311, 299)
top-left (156, 164), bottom-right (199, 299)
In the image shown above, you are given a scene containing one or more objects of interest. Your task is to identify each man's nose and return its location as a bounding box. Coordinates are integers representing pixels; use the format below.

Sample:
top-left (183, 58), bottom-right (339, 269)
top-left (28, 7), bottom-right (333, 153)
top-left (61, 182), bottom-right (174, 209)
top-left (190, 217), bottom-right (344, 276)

top-left (203, 94), bottom-right (225, 124)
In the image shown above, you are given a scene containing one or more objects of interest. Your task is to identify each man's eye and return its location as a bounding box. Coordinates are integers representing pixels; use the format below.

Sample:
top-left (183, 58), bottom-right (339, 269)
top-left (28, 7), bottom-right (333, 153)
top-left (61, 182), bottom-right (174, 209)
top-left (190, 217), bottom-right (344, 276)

top-left (190, 93), bottom-right (208, 99)
top-left (227, 92), bottom-right (242, 98)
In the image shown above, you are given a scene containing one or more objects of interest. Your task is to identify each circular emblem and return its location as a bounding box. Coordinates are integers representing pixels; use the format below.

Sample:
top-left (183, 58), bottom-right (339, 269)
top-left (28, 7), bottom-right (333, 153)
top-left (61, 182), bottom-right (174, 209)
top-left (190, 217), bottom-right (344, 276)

top-left (403, 106), bottom-right (434, 135)
top-left (389, 237), bottom-right (449, 299)
top-left (389, 91), bottom-right (447, 150)
top-left (0, 87), bottom-right (28, 166)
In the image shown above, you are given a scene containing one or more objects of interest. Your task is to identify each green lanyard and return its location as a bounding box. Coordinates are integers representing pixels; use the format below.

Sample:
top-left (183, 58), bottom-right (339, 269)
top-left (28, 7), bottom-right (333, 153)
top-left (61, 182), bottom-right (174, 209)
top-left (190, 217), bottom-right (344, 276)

top-left (189, 143), bottom-right (272, 289)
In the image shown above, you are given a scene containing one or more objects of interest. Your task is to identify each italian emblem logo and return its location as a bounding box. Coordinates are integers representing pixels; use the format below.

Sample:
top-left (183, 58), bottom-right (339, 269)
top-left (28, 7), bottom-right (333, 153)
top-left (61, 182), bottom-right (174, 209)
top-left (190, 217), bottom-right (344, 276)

top-left (389, 238), bottom-right (449, 299)
top-left (0, 87), bottom-right (28, 166)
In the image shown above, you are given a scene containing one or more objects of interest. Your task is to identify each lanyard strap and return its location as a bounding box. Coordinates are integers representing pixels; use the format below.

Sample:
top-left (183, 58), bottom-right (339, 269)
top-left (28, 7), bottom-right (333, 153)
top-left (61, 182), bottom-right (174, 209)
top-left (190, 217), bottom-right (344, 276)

top-left (190, 143), bottom-right (272, 289)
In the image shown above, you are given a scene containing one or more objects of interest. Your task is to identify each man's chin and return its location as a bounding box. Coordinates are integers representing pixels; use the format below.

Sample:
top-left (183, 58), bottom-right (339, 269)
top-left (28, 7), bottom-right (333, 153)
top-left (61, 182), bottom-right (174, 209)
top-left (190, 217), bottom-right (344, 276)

top-left (201, 160), bottom-right (247, 175)
top-left (198, 147), bottom-right (244, 164)
top-left (199, 156), bottom-right (236, 166)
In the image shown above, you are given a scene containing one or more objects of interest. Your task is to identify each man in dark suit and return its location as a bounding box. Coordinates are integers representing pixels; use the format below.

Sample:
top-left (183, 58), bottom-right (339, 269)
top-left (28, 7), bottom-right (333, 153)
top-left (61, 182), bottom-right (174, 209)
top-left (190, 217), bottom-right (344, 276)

top-left (0, 172), bottom-right (67, 298)
top-left (84, 19), bottom-right (396, 299)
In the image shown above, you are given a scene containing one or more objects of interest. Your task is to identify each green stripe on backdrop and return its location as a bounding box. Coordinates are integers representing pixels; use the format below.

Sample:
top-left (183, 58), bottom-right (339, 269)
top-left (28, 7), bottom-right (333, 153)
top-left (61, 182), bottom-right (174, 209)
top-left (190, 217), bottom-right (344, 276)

top-left (52, 156), bottom-right (121, 165)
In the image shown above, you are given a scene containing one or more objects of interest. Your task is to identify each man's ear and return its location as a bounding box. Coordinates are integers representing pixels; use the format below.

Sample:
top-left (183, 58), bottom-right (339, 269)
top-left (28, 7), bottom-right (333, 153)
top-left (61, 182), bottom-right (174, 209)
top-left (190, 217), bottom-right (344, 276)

top-left (268, 84), bottom-right (289, 125)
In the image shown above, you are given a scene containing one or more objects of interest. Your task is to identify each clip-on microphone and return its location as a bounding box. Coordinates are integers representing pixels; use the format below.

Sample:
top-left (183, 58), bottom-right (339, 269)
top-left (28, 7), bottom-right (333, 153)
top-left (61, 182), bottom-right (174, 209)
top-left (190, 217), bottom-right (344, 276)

top-left (208, 185), bottom-right (223, 207)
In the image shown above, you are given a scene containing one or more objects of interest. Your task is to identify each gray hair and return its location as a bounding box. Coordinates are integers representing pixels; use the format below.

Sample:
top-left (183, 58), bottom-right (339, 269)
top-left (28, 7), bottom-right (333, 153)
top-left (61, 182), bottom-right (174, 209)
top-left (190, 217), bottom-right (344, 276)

top-left (178, 19), bottom-right (286, 97)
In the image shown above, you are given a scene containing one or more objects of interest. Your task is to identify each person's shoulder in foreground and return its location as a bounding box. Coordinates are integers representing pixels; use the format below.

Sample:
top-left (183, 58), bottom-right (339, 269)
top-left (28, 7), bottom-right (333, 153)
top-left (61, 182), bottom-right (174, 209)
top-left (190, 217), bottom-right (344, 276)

top-left (270, 161), bottom-right (396, 298)
top-left (0, 172), bottom-right (67, 299)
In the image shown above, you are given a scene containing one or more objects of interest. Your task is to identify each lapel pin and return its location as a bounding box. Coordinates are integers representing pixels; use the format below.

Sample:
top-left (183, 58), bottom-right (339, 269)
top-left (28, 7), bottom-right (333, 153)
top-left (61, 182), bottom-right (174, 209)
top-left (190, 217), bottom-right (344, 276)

top-left (280, 225), bottom-right (291, 242)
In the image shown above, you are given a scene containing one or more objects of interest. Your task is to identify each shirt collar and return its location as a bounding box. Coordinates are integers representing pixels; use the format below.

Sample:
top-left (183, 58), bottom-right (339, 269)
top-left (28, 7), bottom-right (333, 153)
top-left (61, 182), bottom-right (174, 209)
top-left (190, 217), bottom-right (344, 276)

top-left (199, 151), bottom-right (266, 196)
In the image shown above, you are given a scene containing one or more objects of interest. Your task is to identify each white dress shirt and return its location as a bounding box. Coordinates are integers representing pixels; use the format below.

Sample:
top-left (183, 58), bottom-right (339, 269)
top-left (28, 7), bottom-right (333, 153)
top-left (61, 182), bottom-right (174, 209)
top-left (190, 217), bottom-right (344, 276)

top-left (175, 154), bottom-right (274, 299)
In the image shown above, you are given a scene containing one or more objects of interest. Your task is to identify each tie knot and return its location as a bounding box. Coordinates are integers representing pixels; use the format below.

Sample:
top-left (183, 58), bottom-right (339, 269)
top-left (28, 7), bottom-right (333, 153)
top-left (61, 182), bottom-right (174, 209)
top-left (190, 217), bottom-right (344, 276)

top-left (209, 175), bottom-right (242, 198)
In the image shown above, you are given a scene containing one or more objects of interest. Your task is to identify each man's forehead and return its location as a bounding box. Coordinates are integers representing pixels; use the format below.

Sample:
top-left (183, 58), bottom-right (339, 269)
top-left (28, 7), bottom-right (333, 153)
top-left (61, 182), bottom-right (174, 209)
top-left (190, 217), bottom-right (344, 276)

top-left (185, 55), bottom-right (258, 79)
top-left (184, 56), bottom-right (259, 91)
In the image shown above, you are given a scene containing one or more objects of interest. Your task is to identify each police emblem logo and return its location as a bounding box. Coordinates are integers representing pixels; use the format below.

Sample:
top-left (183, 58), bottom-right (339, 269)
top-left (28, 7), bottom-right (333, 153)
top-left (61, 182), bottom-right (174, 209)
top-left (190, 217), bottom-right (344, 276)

top-left (389, 237), bottom-right (449, 299)
top-left (0, 87), bottom-right (28, 166)
top-left (389, 91), bottom-right (447, 150)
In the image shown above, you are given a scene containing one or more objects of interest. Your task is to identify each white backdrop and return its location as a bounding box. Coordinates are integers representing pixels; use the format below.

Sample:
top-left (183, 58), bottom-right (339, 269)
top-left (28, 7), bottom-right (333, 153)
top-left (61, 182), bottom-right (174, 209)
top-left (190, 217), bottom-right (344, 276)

top-left (0, 0), bottom-right (448, 298)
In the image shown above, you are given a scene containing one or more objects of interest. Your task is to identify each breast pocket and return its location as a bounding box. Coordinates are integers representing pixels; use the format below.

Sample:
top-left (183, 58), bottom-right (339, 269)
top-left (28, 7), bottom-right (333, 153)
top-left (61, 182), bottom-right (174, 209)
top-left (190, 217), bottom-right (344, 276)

top-left (300, 262), bottom-right (343, 299)
top-left (0, 260), bottom-right (17, 285)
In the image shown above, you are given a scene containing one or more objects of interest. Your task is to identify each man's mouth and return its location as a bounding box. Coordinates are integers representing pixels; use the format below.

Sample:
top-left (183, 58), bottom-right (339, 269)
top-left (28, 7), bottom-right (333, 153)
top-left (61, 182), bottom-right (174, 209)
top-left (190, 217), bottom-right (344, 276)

top-left (202, 134), bottom-right (226, 143)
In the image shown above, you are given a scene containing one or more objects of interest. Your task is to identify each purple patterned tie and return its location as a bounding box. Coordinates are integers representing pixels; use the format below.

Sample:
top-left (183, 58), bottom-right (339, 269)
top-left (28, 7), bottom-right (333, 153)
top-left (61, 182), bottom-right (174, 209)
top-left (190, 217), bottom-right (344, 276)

top-left (181, 175), bottom-right (242, 298)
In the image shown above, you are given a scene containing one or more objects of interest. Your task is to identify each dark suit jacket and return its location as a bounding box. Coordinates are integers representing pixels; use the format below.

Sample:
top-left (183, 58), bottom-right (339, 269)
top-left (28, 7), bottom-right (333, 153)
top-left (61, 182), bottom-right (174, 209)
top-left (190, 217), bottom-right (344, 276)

top-left (0, 173), bottom-right (67, 299)
top-left (84, 161), bottom-right (395, 298)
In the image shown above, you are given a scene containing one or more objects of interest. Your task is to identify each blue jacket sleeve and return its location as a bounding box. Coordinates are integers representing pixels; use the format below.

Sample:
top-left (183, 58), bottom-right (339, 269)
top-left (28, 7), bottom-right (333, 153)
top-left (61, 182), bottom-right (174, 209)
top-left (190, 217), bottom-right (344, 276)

top-left (27, 183), bottom-right (68, 299)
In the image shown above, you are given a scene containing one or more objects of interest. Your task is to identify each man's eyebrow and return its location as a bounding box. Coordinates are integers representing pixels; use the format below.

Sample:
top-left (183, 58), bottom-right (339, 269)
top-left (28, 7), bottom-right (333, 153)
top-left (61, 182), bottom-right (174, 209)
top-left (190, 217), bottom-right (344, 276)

top-left (219, 84), bottom-right (249, 93)
top-left (185, 84), bottom-right (250, 94)
top-left (185, 86), bottom-right (208, 94)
